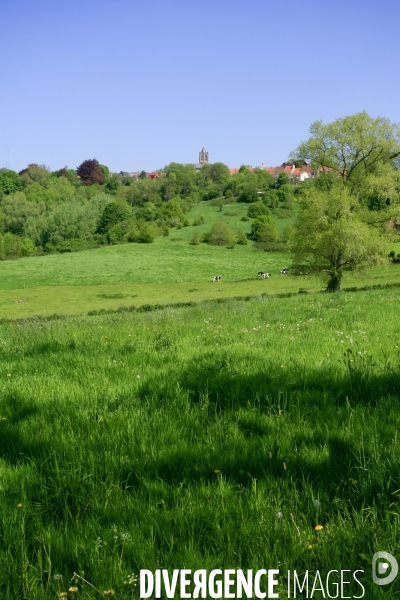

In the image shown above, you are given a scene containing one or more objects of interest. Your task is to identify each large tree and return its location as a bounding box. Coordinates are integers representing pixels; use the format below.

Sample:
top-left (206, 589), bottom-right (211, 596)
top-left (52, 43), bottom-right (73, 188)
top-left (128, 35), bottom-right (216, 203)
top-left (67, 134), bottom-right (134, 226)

top-left (76, 159), bottom-right (105, 186)
top-left (290, 112), bottom-right (400, 190)
top-left (0, 169), bottom-right (22, 195)
top-left (289, 186), bottom-right (388, 291)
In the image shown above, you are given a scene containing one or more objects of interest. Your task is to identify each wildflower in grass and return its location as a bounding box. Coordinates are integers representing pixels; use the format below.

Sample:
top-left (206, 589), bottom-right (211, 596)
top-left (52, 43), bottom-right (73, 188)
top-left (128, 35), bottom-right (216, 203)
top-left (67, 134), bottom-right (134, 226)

top-left (276, 512), bottom-right (283, 519)
top-left (7, 374), bottom-right (11, 377)
top-left (103, 590), bottom-right (115, 596)
top-left (124, 573), bottom-right (138, 586)
top-left (308, 544), bottom-right (313, 549)
top-left (315, 525), bottom-right (323, 531)
top-left (17, 503), bottom-right (23, 508)
top-left (214, 469), bottom-right (221, 473)
top-left (69, 587), bottom-right (78, 593)
top-left (313, 499), bottom-right (320, 507)
top-left (53, 574), bottom-right (63, 581)
top-left (59, 593), bottom-right (68, 598)
top-left (137, 375), bottom-right (140, 378)
top-left (1, 417), bottom-right (6, 420)
top-left (283, 462), bottom-right (287, 470)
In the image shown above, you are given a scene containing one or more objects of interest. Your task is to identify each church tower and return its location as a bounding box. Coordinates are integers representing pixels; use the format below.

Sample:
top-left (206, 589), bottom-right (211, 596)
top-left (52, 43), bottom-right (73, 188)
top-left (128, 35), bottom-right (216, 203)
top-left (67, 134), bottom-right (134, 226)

top-left (199, 147), bottom-right (209, 166)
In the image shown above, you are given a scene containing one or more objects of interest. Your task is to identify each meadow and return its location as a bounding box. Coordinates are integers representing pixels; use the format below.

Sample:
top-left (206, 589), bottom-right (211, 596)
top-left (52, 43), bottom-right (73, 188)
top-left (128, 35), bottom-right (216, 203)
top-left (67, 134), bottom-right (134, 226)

top-left (0, 199), bottom-right (399, 320)
top-left (1, 289), bottom-right (400, 598)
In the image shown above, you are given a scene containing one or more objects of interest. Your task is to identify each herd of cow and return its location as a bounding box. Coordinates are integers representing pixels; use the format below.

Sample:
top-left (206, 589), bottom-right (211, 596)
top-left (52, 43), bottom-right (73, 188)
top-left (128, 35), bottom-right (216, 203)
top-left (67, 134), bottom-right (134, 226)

top-left (212, 269), bottom-right (289, 282)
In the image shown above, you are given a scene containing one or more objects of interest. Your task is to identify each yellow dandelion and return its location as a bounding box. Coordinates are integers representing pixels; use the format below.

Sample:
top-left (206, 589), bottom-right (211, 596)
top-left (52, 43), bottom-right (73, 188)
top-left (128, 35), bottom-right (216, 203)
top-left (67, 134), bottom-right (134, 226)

top-left (308, 544), bottom-right (313, 549)
top-left (17, 503), bottom-right (23, 508)
top-left (214, 469), bottom-right (221, 474)
top-left (315, 525), bottom-right (323, 531)
top-left (7, 374), bottom-right (11, 377)
top-left (1, 417), bottom-right (6, 420)
top-left (59, 593), bottom-right (68, 598)
top-left (69, 587), bottom-right (79, 593)
top-left (103, 591), bottom-right (115, 596)
top-left (280, 365), bottom-right (284, 368)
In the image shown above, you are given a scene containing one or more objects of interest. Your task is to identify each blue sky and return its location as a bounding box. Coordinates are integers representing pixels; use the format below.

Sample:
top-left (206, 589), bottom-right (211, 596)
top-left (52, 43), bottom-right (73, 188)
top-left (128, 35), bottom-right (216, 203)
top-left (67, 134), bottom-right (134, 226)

top-left (1, 0), bottom-right (399, 173)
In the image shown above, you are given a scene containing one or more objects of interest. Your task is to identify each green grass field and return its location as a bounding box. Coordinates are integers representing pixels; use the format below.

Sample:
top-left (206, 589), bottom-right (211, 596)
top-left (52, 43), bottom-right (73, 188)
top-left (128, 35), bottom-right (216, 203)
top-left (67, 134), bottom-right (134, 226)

top-left (1, 199), bottom-right (400, 598)
top-left (1, 290), bottom-right (400, 598)
top-left (0, 200), bottom-right (399, 320)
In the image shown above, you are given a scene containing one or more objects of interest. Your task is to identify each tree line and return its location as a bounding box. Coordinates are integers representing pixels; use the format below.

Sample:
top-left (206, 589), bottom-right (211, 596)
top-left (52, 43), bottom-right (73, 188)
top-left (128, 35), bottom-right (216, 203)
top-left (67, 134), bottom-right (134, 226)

top-left (1, 110), bottom-right (400, 293)
top-left (0, 158), bottom-right (293, 259)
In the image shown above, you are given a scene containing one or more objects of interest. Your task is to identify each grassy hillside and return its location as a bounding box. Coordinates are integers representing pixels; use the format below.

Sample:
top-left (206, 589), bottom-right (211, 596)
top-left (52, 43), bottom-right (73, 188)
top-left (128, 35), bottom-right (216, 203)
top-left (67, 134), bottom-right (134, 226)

top-left (0, 199), bottom-right (399, 320)
top-left (0, 290), bottom-right (399, 598)
top-left (0, 200), bottom-right (293, 289)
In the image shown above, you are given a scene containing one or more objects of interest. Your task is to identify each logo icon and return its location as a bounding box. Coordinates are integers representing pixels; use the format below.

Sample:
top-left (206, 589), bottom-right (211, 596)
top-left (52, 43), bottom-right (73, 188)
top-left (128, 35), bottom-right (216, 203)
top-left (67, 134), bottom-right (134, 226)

top-left (372, 551), bottom-right (398, 586)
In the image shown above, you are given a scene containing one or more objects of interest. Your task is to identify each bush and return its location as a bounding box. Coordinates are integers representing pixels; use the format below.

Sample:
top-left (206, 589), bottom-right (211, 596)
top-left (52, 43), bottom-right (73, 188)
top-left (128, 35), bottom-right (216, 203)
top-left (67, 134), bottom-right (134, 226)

top-left (264, 189), bottom-right (279, 209)
top-left (249, 215), bottom-right (278, 242)
top-left (207, 221), bottom-right (235, 246)
top-left (238, 187), bottom-right (259, 203)
top-left (193, 214), bottom-right (205, 226)
top-left (236, 230), bottom-right (248, 245)
top-left (127, 224), bottom-right (157, 243)
top-left (247, 202), bottom-right (270, 219)
top-left (190, 231), bottom-right (201, 245)
top-left (20, 238), bottom-right (36, 257)
top-left (240, 215), bottom-right (250, 221)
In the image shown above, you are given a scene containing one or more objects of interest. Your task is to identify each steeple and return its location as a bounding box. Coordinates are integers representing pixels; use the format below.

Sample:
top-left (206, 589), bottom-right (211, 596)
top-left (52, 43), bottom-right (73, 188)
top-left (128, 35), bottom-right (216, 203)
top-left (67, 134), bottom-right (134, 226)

top-left (199, 147), bottom-right (209, 166)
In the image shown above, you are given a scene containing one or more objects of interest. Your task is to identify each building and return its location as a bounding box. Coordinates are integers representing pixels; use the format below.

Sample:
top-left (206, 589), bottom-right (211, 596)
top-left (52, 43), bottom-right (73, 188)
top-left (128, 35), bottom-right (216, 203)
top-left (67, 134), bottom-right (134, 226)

top-left (198, 147), bottom-right (209, 167)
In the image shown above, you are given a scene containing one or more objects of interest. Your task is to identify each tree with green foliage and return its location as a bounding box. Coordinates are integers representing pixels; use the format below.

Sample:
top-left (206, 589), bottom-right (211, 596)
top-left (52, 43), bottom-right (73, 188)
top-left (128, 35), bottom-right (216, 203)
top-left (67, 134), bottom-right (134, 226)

top-left (0, 169), bottom-right (22, 195)
top-left (290, 111), bottom-right (400, 190)
top-left (19, 164), bottom-right (51, 187)
top-left (277, 184), bottom-right (294, 209)
top-left (264, 189), bottom-right (279, 209)
top-left (1, 192), bottom-right (45, 235)
top-left (54, 167), bottom-right (80, 186)
top-left (238, 183), bottom-right (259, 203)
top-left (289, 186), bottom-right (387, 291)
top-left (249, 214), bottom-right (278, 242)
top-left (247, 202), bottom-right (269, 218)
top-left (98, 200), bottom-right (131, 234)
top-left (275, 172), bottom-right (290, 188)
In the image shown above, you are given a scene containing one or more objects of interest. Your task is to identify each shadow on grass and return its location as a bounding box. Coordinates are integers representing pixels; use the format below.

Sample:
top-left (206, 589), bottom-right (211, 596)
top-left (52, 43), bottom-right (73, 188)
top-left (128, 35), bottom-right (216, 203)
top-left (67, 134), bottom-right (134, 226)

top-left (0, 391), bottom-right (41, 464)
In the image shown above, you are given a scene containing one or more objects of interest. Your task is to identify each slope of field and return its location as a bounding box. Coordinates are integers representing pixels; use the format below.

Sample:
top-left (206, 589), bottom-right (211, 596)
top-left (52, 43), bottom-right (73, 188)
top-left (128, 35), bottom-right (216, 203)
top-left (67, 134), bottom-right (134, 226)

top-left (0, 200), bottom-right (294, 289)
top-left (0, 290), bottom-right (399, 598)
top-left (0, 199), bottom-right (399, 319)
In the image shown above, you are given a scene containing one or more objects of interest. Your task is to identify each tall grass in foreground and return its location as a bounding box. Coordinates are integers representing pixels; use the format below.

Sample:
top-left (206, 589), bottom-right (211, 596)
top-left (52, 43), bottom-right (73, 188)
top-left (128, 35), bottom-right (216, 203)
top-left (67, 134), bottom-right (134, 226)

top-left (0, 290), bottom-right (400, 598)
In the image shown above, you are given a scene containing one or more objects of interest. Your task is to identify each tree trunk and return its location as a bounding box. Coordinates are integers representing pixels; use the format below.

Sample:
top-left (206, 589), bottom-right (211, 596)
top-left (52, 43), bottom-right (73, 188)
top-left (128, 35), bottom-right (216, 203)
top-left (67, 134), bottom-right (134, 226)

top-left (326, 270), bottom-right (342, 292)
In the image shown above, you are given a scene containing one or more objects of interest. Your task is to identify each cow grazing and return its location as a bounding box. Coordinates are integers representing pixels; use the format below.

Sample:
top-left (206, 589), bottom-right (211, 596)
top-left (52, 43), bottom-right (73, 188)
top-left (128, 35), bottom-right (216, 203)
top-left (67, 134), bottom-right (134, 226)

top-left (212, 276), bottom-right (222, 283)
top-left (258, 272), bottom-right (271, 279)
top-left (280, 269), bottom-right (289, 276)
